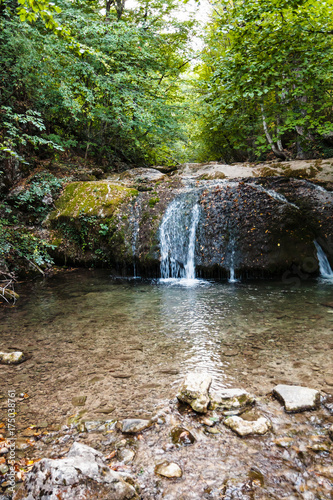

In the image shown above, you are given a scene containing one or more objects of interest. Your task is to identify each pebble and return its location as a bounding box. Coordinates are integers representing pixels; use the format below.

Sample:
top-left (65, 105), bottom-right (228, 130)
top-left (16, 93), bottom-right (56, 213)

top-left (155, 461), bottom-right (182, 478)
top-left (324, 376), bottom-right (333, 386)
top-left (122, 419), bottom-right (151, 434)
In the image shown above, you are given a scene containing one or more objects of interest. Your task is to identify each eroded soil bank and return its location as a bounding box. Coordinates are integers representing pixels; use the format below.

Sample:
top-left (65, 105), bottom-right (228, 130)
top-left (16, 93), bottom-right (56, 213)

top-left (0, 270), bottom-right (333, 498)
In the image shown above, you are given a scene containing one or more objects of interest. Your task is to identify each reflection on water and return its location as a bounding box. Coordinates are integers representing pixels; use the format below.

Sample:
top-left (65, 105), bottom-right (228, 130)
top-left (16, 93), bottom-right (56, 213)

top-left (0, 270), bottom-right (333, 426)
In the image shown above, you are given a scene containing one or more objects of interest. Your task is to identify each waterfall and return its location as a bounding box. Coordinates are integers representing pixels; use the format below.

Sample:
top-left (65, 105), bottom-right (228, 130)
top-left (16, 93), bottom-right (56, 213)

top-left (228, 239), bottom-right (238, 283)
top-left (184, 205), bottom-right (200, 279)
top-left (314, 241), bottom-right (333, 279)
top-left (160, 194), bottom-right (200, 280)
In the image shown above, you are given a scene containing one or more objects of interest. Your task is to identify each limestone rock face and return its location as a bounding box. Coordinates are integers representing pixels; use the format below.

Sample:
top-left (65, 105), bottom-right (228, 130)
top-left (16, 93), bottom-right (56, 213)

top-left (177, 373), bottom-right (212, 413)
top-left (47, 176), bottom-right (333, 278)
top-left (273, 384), bottom-right (320, 413)
top-left (13, 442), bottom-right (138, 500)
top-left (224, 415), bottom-right (271, 437)
top-left (0, 351), bottom-right (25, 365)
top-left (209, 388), bottom-right (255, 415)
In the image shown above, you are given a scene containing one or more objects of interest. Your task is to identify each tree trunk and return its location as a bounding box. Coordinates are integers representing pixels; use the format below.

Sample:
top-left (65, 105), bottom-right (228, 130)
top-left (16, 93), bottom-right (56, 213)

top-left (261, 105), bottom-right (286, 160)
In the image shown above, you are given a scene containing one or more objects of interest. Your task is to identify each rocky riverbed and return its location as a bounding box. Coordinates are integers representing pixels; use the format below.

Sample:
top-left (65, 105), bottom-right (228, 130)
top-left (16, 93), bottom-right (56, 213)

top-left (1, 373), bottom-right (333, 499)
top-left (0, 272), bottom-right (333, 499)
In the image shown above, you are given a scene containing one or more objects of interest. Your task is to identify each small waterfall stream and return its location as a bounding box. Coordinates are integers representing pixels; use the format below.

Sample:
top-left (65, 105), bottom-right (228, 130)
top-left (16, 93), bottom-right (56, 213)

top-left (160, 193), bottom-right (200, 281)
top-left (228, 239), bottom-right (237, 283)
top-left (314, 241), bottom-right (333, 279)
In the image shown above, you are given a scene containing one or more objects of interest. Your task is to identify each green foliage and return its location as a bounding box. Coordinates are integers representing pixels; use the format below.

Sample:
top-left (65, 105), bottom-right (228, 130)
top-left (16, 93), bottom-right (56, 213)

top-left (196, 0), bottom-right (333, 161)
top-left (0, 106), bottom-right (64, 180)
top-left (0, 207), bottom-right (55, 272)
top-left (0, 0), bottom-right (196, 169)
top-left (12, 173), bottom-right (66, 220)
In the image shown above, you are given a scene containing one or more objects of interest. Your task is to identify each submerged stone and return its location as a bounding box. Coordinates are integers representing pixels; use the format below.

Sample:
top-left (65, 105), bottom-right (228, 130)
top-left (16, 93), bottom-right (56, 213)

top-left (13, 442), bottom-right (138, 499)
top-left (0, 351), bottom-right (25, 365)
top-left (155, 461), bottom-right (182, 478)
top-left (224, 415), bottom-right (271, 437)
top-left (177, 372), bottom-right (212, 413)
top-left (170, 427), bottom-right (196, 447)
top-left (121, 419), bottom-right (151, 434)
top-left (273, 384), bottom-right (320, 412)
top-left (209, 388), bottom-right (255, 415)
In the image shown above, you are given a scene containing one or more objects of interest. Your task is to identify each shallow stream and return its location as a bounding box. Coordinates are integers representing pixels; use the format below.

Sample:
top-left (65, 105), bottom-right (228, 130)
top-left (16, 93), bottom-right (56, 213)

top-left (1, 270), bottom-right (333, 498)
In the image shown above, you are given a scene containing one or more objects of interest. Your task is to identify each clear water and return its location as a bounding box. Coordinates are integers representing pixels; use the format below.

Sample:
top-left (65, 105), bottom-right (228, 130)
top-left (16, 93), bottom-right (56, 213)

top-left (1, 270), bottom-right (333, 499)
top-left (1, 270), bottom-right (332, 425)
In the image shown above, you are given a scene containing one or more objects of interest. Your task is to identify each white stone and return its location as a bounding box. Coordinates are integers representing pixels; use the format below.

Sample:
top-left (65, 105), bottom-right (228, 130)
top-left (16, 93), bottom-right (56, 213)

top-left (209, 388), bottom-right (255, 415)
top-left (177, 372), bottom-right (212, 413)
top-left (273, 384), bottom-right (320, 413)
top-left (155, 462), bottom-right (182, 478)
top-left (13, 442), bottom-right (138, 500)
top-left (224, 415), bottom-right (271, 437)
top-left (0, 351), bottom-right (25, 365)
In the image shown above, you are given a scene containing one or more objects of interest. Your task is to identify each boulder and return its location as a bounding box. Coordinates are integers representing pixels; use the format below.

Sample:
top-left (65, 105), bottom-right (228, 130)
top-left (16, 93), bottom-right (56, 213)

top-left (155, 462), bottom-right (182, 478)
top-left (224, 415), bottom-right (271, 437)
top-left (0, 351), bottom-right (25, 365)
top-left (273, 384), bottom-right (320, 412)
top-left (209, 388), bottom-right (255, 415)
top-left (177, 373), bottom-right (212, 413)
top-left (13, 442), bottom-right (138, 500)
top-left (121, 419), bottom-right (151, 434)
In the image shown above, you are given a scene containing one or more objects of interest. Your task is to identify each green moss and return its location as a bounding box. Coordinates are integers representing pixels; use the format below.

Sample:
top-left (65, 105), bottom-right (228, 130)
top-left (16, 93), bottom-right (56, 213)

top-left (50, 181), bottom-right (138, 220)
top-left (148, 197), bottom-right (160, 208)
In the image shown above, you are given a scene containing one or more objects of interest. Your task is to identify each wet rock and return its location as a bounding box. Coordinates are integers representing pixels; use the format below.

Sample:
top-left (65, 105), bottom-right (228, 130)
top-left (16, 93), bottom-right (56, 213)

top-left (209, 388), bottom-right (255, 415)
top-left (121, 419), bottom-right (151, 434)
top-left (205, 427), bottom-right (220, 434)
top-left (274, 437), bottom-right (294, 448)
top-left (224, 415), bottom-right (271, 437)
top-left (71, 395), bottom-right (87, 406)
top-left (324, 376), bottom-right (333, 386)
top-left (170, 427), bottom-right (196, 447)
top-left (201, 417), bottom-right (216, 427)
top-left (83, 420), bottom-right (117, 433)
top-left (118, 448), bottom-right (135, 464)
top-left (273, 384), bottom-right (320, 412)
top-left (155, 461), bottom-right (182, 478)
top-left (0, 464), bottom-right (9, 474)
top-left (120, 167), bottom-right (166, 183)
top-left (329, 425), bottom-right (333, 441)
top-left (177, 372), bottom-right (212, 413)
top-left (323, 394), bottom-right (333, 415)
top-left (13, 442), bottom-right (138, 500)
top-left (0, 351), bottom-right (25, 365)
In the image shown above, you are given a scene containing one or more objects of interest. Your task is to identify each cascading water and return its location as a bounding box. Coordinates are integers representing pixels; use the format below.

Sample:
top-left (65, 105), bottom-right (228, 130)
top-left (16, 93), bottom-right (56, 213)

top-left (228, 239), bottom-right (237, 283)
top-left (314, 240), bottom-right (333, 280)
top-left (160, 193), bottom-right (200, 281)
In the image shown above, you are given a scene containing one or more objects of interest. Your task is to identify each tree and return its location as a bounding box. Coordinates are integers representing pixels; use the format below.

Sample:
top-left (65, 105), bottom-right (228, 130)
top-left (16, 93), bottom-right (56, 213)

top-left (197, 0), bottom-right (333, 161)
